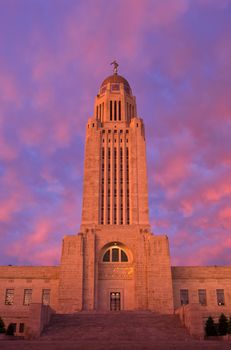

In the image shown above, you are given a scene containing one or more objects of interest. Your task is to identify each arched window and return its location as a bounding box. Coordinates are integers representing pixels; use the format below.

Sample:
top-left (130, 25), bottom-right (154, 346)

top-left (102, 247), bottom-right (128, 262)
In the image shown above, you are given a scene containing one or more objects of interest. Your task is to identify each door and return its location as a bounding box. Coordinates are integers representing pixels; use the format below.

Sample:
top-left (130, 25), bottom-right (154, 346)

top-left (110, 292), bottom-right (121, 311)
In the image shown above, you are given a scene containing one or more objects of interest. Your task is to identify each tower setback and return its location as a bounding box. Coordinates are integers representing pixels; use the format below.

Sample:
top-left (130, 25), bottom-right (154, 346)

top-left (60, 67), bottom-right (173, 313)
top-left (81, 72), bottom-right (149, 226)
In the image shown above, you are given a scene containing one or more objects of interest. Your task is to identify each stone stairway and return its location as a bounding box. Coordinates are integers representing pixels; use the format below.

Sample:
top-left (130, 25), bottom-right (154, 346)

top-left (1, 312), bottom-right (231, 349)
top-left (41, 311), bottom-right (191, 342)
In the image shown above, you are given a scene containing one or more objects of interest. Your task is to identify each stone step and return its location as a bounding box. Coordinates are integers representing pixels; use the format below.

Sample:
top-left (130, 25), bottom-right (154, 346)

top-left (41, 311), bottom-right (191, 342)
top-left (1, 340), bottom-right (231, 350)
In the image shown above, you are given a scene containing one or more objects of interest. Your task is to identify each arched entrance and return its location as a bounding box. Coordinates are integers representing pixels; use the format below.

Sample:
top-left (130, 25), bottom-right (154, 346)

top-left (97, 242), bottom-right (135, 311)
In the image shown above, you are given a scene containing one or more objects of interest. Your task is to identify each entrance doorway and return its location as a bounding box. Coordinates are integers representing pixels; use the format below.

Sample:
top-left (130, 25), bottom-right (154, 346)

top-left (110, 292), bottom-right (120, 311)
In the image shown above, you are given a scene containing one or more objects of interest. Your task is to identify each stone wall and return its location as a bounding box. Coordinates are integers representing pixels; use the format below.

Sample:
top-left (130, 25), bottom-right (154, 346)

top-left (0, 266), bottom-right (59, 336)
top-left (80, 225), bottom-right (174, 314)
top-left (0, 266), bottom-right (59, 312)
top-left (172, 266), bottom-right (231, 311)
top-left (58, 235), bottom-right (83, 313)
top-left (147, 235), bottom-right (174, 314)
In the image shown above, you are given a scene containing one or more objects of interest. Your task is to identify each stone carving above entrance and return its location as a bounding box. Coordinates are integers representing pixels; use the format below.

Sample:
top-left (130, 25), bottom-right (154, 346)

top-left (98, 264), bottom-right (133, 280)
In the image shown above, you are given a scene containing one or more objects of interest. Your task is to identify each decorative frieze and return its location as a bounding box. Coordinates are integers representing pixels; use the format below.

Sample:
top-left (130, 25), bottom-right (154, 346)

top-left (98, 264), bottom-right (133, 280)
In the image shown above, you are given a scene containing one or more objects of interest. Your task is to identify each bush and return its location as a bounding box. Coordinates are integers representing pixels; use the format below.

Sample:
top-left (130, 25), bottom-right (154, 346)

top-left (227, 316), bottom-right (231, 335)
top-left (218, 313), bottom-right (228, 336)
top-left (0, 317), bottom-right (6, 333)
top-left (6, 323), bottom-right (15, 336)
top-left (205, 316), bottom-right (217, 336)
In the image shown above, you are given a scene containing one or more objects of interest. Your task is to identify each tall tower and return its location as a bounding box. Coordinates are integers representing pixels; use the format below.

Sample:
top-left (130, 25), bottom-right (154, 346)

top-left (81, 63), bottom-right (149, 228)
top-left (59, 63), bottom-right (173, 314)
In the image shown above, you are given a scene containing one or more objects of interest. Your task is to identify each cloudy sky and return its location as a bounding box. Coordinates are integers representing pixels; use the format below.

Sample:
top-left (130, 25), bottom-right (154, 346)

top-left (0, 0), bottom-right (231, 266)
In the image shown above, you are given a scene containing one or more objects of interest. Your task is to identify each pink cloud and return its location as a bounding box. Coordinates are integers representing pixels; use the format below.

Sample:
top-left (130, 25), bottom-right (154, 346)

top-left (0, 70), bottom-right (21, 106)
top-left (28, 218), bottom-right (53, 244)
top-left (0, 197), bottom-right (19, 222)
top-left (0, 0), bottom-right (231, 267)
top-left (0, 135), bottom-right (18, 161)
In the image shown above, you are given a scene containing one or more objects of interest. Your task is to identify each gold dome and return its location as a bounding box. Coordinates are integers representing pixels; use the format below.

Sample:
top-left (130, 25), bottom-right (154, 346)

top-left (101, 74), bottom-right (130, 89)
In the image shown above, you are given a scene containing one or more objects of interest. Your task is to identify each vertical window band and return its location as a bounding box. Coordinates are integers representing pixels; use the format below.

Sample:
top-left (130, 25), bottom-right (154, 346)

top-left (114, 101), bottom-right (117, 121)
top-left (110, 101), bottom-right (112, 121)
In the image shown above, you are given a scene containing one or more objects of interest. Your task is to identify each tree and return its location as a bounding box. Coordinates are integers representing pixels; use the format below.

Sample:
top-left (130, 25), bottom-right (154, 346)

top-left (218, 313), bottom-right (228, 336)
top-left (205, 316), bottom-right (217, 336)
top-left (227, 316), bottom-right (231, 334)
top-left (0, 317), bottom-right (6, 333)
top-left (6, 323), bottom-right (15, 336)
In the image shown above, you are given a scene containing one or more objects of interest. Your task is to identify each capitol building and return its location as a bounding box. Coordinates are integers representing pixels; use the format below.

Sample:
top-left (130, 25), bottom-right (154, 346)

top-left (0, 64), bottom-right (230, 339)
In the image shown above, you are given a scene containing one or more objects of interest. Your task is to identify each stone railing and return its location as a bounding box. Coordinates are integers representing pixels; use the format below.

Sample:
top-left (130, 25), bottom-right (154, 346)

top-left (176, 303), bottom-right (231, 339)
top-left (25, 303), bottom-right (54, 339)
top-left (175, 303), bottom-right (204, 339)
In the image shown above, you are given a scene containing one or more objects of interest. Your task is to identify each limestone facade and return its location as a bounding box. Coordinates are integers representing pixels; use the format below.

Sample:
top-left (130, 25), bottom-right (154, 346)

top-left (0, 69), bottom-right (230, 337)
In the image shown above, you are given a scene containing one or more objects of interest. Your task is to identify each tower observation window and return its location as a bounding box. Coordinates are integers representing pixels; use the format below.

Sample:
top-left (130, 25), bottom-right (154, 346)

top-left (114, 147), bottom-right (117, 224)
top-left (118, 101), bottom-right (121, 121)
top-left (126, 147), bottom-right (130, 224)
top-left (100, 147), bottom-right (105, 224)
top-left (120, 147), bottom-right (123, 224)
top-left (110, 101), bottom-right (112, 121)
top-left (107, 147), bottom-right (111, 224)
top-left (114, 101), bottom-right (117, 121)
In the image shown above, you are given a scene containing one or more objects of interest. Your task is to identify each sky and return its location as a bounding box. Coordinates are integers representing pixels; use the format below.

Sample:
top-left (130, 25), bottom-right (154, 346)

top-left (0, 0), bottom-right (230, 266)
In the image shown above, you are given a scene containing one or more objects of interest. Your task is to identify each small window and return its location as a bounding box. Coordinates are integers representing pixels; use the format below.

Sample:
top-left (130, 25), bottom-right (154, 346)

top-left (111, 83), bottom-right (120, 91)
top-left (5, 289), bottom-right (14, 305)
top-left (180, 289), bottom-right (189, 305)
top-left (42, 289), bottom-right (51, 306)
top-left (121, 250), bottom-right (128, 262)
top-left (23, 289), bottom-right (32, 306)
top-left (112, 248), bottom-right (119, 262)
top-left (19, 323), bottom-right (25, 333)
top-left (8, 323), bottom-right (16, 333)
top-left (216, 289), bottom-right (225, 306)
top-left (198, 289), bottom-right (207, 306)
top-left (103, 250), bottom-right (110, 262)
top-left (118, 101), bottom-right (121, 120)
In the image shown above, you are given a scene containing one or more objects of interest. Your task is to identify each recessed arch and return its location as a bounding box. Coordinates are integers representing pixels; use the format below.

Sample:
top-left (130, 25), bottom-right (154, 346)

top-left (102, 246), bottom-right (128, 262)
top-left (100, 242), bottom-right (133, 263)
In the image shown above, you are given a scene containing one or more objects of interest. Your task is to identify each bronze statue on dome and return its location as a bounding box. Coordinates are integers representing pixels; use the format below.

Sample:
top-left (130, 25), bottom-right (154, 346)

top-left (111, 60), bottom-right (119, 75)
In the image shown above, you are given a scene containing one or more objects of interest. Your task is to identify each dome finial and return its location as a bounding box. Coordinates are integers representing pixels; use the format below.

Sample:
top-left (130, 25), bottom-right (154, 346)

top-left (110, 60), bottom-right (119, 75)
